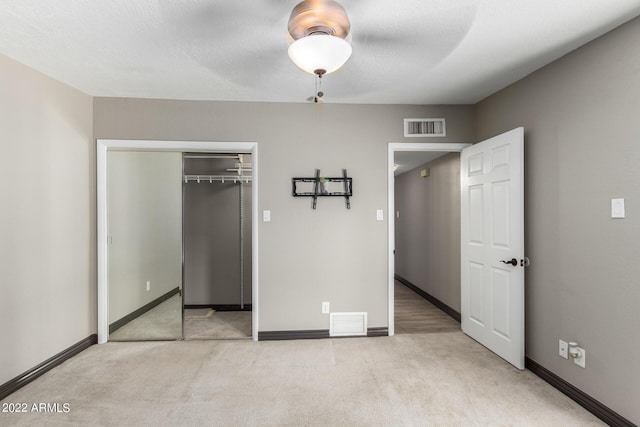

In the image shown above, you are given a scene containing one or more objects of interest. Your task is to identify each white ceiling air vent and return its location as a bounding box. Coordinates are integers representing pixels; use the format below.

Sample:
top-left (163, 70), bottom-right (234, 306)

top-left (404, 118), bottom-right (446, 137)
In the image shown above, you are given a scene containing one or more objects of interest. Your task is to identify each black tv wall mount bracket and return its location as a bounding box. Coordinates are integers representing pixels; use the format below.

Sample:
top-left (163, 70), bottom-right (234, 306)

top-left (292, 169), bottom-right (352, 209)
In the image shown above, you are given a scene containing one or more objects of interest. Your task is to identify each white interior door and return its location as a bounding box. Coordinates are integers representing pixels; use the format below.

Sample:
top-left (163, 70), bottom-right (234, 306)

top-left (460, 127), bottom-right (525, 369)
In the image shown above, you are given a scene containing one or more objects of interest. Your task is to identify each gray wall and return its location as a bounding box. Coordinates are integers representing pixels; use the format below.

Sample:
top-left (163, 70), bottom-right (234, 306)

top-left (183, 156), bottom-right (252, 306)
top-left (107, 151), bottom-right (182, 324)
top-left (94, 100), bottom-right (476, 330)
top-left (0, 54), bottom-right (94, 384)
top-left (394, 153), bottom-right (461, 311)
top-left (476, 16), bottom-right (640, 423)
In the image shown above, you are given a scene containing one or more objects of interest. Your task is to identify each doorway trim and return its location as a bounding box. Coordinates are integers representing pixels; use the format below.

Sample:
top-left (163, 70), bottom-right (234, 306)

top-left (97, 139), bottom-right (259, 344)
top-left (387, 142), bottom-right (471, 336)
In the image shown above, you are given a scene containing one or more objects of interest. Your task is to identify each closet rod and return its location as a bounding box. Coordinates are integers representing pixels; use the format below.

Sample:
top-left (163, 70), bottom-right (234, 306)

top-left (183, 175), bottom-right (252, 184)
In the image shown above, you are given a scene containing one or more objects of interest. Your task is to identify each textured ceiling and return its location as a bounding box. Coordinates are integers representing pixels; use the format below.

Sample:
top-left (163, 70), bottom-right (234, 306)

top-left (1, 1), bottom-right (640, 104)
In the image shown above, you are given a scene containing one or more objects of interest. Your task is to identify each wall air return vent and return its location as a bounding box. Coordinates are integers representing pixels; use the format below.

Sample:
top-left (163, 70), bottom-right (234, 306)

top-left (404, 118), bottom-right (446, 137)
top-left (330, 312), bottom-right (367, 337)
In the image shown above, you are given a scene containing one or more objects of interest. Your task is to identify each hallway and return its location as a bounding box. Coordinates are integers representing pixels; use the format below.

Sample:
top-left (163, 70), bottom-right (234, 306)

top-left (394, 280), bottom-right (460, 335)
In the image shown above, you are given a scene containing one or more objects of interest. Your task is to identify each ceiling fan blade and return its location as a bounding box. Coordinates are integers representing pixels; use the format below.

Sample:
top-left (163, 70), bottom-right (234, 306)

top-left (159, 0), bottom-right (290, 44)
top-left (157, 0), bottom-right (297, 92)
top-left (346, 0), bottom-right (478, 67)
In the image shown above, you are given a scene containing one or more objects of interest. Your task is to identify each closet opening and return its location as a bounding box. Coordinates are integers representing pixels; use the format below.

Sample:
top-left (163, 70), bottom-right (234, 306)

top-left (182, 152), bottom-right (253, 340)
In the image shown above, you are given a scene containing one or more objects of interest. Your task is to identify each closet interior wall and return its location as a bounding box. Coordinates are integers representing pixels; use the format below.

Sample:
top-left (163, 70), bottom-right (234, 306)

top-left (183, 154), bottom-right (252, 308)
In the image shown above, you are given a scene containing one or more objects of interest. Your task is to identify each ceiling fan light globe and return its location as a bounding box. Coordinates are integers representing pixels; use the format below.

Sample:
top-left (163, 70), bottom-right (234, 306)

top-left (288, 34), bottom-right (352, 75)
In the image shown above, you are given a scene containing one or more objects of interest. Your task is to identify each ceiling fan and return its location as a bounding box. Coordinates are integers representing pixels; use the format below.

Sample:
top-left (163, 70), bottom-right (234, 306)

top-left (157, 0), bottom-right (477, 103)
top-left (286, 0), bottom-right (352, 103)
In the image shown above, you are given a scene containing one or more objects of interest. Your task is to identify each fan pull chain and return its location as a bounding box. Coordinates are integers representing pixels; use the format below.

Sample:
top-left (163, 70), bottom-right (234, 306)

top-left (314, 69), bottom-right (325, 103)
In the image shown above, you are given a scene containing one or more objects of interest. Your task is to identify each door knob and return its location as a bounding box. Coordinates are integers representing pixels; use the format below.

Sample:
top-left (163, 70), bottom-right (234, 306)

top-left (500, 258), bottom-right (518, 266)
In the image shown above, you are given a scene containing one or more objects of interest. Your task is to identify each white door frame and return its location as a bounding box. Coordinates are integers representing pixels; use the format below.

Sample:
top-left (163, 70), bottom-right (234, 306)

top-left (97, 139), bottom-right (259, 344)
top-left (387, 142), bottom-right (471, 336)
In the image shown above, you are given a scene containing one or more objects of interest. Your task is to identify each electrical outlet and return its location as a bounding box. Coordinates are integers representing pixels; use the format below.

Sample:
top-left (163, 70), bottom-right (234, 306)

top-left (322, 301), bottom-right (330, 314)
top-left (146, 281), bottom-right (151, 291)
top-left (573, 347), bottom-right (586, 368)
top-left (559, 339), bottom-right (568, 359)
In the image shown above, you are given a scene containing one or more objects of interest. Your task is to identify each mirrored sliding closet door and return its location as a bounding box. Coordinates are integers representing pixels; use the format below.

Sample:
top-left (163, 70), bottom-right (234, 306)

top-left (107, 151), bottom-right (183, 341)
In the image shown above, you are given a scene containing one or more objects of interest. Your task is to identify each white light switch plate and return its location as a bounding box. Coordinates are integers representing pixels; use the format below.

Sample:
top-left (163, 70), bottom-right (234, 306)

top-left (611, 198), bottom-right (625, 218)
top-left (376, 209), bottom-right (384, 221)
top-left (263, 210), bottom-right (271, 222)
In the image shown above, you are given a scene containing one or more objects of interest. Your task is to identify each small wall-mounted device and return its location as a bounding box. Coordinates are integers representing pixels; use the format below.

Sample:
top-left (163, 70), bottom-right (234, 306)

top-left (568, 341), bottom-right (586, 368)
top-left (568, 342), bottom-right (580, 358)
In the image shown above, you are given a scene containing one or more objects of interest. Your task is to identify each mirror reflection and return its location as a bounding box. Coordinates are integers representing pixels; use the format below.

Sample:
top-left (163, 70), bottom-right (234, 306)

top-left (107, 151), bottom-right (183, 341)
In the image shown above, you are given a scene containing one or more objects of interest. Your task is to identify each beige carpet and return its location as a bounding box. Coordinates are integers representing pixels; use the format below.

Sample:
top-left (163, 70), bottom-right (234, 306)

top-left (184, 310), bottom-right (252, 340)
top-left (109, 295), bottom-right (182, 341)
top-left (0, 333), bottom-right (603, 426)
top-left (108, 298), bottom-right (252, 341)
